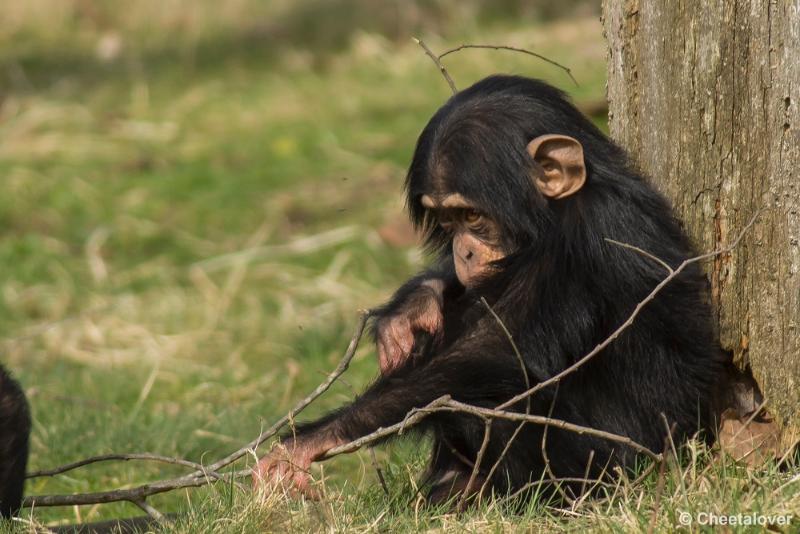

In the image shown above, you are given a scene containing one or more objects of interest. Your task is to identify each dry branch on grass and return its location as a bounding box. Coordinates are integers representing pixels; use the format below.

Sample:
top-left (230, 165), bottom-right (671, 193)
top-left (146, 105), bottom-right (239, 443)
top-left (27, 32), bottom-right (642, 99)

top-left (22, 310), bottom-right (372, 518)
top-left (22, 211), bottom-right (761, 520)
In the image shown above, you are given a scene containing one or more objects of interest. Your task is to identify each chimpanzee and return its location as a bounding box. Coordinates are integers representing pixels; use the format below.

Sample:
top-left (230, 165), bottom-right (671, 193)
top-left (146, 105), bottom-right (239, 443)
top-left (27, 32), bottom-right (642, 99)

top-left (253, 75), bottom-right (724, 505)
top-left (0, 364), bottom-right (30, 518)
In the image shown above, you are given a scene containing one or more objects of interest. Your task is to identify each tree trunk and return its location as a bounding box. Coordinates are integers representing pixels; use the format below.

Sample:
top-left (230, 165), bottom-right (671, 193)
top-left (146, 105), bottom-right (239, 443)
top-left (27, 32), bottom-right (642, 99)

top-left (602, 0), bottom-right (799, 449)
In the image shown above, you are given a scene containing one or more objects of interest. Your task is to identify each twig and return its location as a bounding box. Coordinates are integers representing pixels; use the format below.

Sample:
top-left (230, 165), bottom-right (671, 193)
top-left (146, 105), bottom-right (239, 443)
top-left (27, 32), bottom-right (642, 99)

top-left (686, 397), bottom-right (770, 493)
top-left (457, 419), bottom-right (491, 512)
top-left (23, 212), bottom-right (760, 513)
top-left (27, 453), bottom-right (220, 480)
top-left (540, 384), bottom-right (575, 504)
top-left (726, 398), bottom-right (770, 447)
top-left (321, 397), bottom-right (661, 463)
top-left (647, 422), bottom-right (676, 534)
top-left (660, 414), bottom-right (680, 464)
top-left (130, 498), bottom-right (168, 524)
top-left (497, 209), bottom-right (761, 411)
top-left (23, 469), bottom-right (249, 507)
top-left (479, 297), bottom-right (531, 497)
top-left (604, 238), bottom-right (673, 274)
top-left (777, 438), bottom-right (800, 468)
top-left (204, 309), bottom-right (371, 473)
top-left (438, 44), bottom-right (578, 87)
top-left (412, 38), bottom-right (457, 94)
top-left (443, 400), bottom-right (662, 462)
top-left (369, 448), bottom-right (389, 496)
top-left (321, 396), bottom-right (453, 458)
top-left (573, 449), bottom-right (595, 509)
top-left (23, 309), bottom-right (371, 509)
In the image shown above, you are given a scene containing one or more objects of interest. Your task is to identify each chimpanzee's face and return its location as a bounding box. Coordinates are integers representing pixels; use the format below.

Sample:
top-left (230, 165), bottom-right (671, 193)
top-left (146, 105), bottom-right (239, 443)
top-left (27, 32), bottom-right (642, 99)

top-left (421, 193), bottom-right (505, 287)
top-left (416, 133), bottom-right (588, 288)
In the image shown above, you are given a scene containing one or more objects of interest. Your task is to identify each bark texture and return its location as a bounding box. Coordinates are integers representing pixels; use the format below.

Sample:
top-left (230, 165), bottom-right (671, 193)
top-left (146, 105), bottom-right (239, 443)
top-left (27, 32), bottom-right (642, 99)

top-left (602, 0), bottom-right (799, 446)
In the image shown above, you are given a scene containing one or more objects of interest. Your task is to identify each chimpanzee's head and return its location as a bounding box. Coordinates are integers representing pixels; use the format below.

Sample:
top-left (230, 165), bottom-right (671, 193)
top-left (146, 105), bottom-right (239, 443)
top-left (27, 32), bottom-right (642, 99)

top-left (405, 75), bottom-right (612, 287)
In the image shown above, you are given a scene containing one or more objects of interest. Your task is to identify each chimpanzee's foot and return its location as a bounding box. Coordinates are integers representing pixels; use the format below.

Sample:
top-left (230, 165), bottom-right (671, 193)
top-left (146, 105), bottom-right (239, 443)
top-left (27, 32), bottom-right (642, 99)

top-left (425, 465), bottom-right (487, 510)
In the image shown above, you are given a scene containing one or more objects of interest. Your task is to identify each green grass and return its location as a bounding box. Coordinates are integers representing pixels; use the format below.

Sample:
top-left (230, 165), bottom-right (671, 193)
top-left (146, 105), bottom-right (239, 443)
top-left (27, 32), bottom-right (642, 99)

top-left (1, 3), bottom-right (797, 532)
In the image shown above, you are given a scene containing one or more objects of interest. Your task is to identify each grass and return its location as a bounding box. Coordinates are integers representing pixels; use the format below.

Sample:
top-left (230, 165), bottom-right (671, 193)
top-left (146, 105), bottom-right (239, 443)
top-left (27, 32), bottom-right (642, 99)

top-left (1, 2), bottom-right (797, 532)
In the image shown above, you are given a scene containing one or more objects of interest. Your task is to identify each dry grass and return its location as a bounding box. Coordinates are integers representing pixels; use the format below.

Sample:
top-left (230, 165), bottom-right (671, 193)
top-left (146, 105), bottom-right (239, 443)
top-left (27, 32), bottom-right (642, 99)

top-left (2, 2), bottom-right (797, 532)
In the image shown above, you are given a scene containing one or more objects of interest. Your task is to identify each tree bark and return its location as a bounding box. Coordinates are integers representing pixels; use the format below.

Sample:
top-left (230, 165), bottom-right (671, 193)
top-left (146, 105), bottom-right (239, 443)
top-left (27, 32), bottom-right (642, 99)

top-left (602, 0), bottom-right (799, 448)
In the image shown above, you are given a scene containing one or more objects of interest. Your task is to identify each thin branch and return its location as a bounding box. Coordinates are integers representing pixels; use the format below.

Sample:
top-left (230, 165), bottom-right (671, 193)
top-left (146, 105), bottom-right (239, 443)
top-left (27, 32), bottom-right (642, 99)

top-left (22, 212), bottom-right (760, 512)
top-left (443, 400), bottom-right (663, 462)
top-left (27, 453), bottom-right (220, 480)
top-left (369, 448), bottom-right (389, 496)
top-left (438, 44), bottom-right (578, 87)
top-left (204, 309), bottom-right (371, 473)
top-left (23, 469), bottom-right (248, 507)
top-left (412, 37), bottom-right (457, 94)
top-left (604, 238), bottom-right (674, 274)
top-left (684, 397), bottom-right (771, 494)
top-left (479, 297), bottom-right (532, 497)
top-left (541, 384), bottom-right (575, 504)
top-left (457, 419), bottom-right (491, 512)
top-left (726, 397), bottom-right (770, 446)
top-left (498, 209), bottom-right (761, 411)
top-left (130, 498), bottom-right (168, 524)
top-left (321, 396), bottom-right (453, 459)
top-left (22, 310), bottom-right (371, 510)
top-left (321, 396), bottom-right (661, 463)
top-left (646, 421), bottom-right (677, 534)
top-left (479, 297), bottom-right (531, 398)
top-left (574, 449), bottom-right (595, 509)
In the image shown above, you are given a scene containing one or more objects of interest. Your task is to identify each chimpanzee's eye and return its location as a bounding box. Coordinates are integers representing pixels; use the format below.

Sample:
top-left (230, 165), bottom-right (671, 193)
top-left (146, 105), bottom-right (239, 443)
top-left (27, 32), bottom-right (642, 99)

top-left (465, 209), bottom-right (482, 224)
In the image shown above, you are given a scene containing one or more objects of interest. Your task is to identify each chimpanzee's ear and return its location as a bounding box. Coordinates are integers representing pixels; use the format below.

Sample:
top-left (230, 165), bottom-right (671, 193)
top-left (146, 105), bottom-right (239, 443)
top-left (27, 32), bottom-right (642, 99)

top-left (526, 134), bottom-right (586, 199)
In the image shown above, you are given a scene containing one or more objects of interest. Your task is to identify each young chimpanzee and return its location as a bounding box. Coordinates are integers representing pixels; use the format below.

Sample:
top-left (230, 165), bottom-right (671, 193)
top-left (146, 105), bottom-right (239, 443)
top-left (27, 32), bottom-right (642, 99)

top-left (253, 75), bottom-right (724, 504)
top-left (0, 364), bottom-right (30, 518)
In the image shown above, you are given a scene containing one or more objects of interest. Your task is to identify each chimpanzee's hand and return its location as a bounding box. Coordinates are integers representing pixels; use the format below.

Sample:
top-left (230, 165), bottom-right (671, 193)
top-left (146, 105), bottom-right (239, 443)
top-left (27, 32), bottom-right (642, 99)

top-left (252, 438), bottom-right (325, 499)
top-left (376, 279), bottom-right (444, 374)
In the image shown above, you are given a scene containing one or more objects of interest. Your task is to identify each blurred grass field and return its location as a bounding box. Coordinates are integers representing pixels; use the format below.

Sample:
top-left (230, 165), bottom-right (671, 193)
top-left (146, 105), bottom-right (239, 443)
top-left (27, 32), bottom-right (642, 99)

top-left (2, 1), bottom-right (797, 532)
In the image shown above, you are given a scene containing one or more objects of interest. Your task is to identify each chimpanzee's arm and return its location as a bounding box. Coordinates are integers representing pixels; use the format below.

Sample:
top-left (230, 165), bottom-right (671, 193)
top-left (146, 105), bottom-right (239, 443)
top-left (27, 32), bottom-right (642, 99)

top-left (253, 332), bottom-right (522, 495)
top-left (251, 332), bottom-right (527, 495)
top-left (302, 335), bottom-right (524, 449)
top-left (371, 253), bottom-right (460, 321)
top-left (371, 254), bottom-right (462, 373)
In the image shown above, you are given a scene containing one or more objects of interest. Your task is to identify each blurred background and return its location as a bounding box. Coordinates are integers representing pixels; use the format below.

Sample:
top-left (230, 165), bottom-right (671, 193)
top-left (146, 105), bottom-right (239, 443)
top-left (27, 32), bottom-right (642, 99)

top-left (1, 0), bottom-right (606, 528)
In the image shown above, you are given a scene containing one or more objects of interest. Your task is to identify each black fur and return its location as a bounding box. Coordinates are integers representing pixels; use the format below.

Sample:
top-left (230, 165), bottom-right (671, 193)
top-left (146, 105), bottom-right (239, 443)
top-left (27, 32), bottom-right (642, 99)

top-left (0, 364), bottom-right (30, 518)
top-left (293, 75), bottom-right (724, 502)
